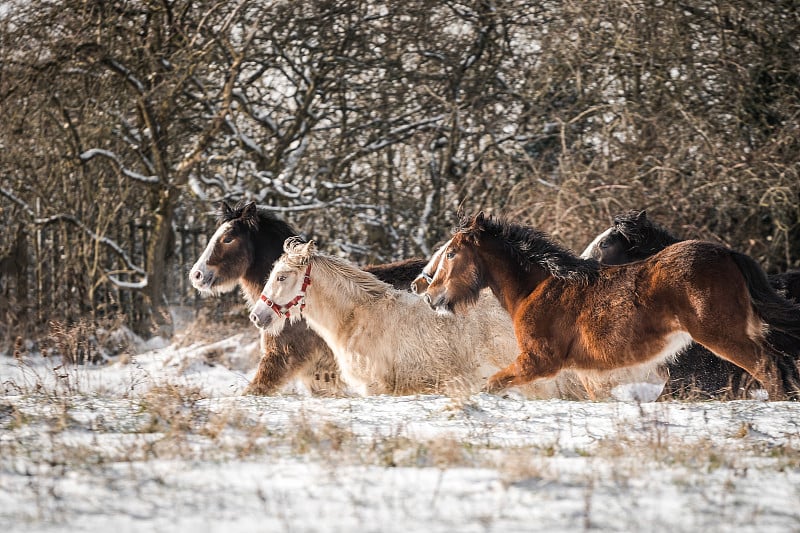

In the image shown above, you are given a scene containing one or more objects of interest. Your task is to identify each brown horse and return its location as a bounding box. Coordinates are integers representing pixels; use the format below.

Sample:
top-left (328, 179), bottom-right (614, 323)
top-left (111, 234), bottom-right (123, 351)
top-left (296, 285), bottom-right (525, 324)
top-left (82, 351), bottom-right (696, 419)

top-left (423, 213), bottom-right (800, 400)
top-left (581, 209), bottom-right (800, 399)
top-left (411, 241), bottom-right (669, 399)
top-left (190, 201), bottom-right (426, 395)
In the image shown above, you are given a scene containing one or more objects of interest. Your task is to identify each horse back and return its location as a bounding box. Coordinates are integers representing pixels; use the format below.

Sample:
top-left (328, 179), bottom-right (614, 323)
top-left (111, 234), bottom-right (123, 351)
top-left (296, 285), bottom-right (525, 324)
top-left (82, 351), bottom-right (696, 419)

top-left (364, 258), bottom-right (427, 291)
top-left (514, 240), bottom-right (743, 367)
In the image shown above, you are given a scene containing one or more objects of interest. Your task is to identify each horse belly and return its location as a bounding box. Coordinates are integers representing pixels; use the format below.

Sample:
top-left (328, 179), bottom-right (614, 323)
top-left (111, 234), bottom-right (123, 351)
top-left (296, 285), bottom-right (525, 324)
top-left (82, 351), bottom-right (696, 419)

top-left (649, 331), bottom-right (693, 365)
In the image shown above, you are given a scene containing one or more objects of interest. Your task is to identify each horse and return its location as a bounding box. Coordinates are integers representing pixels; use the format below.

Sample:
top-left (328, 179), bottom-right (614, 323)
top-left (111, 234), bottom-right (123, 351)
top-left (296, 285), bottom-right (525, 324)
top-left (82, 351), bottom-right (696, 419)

top-left (412, 242), bottom-right (668, 400)
top-left (423, 212), bottom-right (800, 400)
top-left (581, 210), bottom-right (800, 301)
top-left (581, 209), bottom-right (800, 398)
top-left (189, 201), bottom-right (426, 396)
top-left (248, 237), bottom-right (593, 398)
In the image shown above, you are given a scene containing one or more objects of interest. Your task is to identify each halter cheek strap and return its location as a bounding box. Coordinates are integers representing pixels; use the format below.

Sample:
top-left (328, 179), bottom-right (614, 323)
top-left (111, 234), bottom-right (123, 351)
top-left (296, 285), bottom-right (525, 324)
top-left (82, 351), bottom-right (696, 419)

top-left (259, 263), bottom-right (312, 319)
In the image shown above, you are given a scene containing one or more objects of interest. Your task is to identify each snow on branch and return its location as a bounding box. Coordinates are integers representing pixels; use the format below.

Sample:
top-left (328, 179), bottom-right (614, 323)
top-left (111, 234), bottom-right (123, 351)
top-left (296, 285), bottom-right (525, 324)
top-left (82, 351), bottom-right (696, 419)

top-left (232, 89), bottom-right (281, 135)
top-left (224, 117), bottom-right (265, 157)
top-left (80, 149), bottom-right (160, 184)
top-left (337, 114), bottom-right (445, 169)
top-left (103, 58), bottom-right (146, 93)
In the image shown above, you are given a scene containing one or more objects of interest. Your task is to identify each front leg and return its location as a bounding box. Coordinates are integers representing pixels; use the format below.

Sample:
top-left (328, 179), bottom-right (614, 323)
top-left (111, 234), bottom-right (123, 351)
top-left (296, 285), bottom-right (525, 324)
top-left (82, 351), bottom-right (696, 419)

top-left (245, 332), bottom-right (300, 395)
top-left (245, 322), bottom-right (339, 396)
top-left (484, 350), bottom-right (564, 394)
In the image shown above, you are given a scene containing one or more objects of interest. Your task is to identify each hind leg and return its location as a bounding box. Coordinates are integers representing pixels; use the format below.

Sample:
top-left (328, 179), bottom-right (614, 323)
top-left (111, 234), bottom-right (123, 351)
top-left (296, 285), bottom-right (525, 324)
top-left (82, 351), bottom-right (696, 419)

top-left (690, 333), bottom-right (785, 400)
top-left (681, 281), bottom-right (787, 399)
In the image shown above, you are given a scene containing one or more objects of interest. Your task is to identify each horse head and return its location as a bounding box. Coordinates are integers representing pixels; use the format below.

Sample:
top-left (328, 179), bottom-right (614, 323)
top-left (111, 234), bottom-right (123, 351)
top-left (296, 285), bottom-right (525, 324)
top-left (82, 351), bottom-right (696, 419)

top-left (424, 213), bottom-right (488, 314)
top-left (582, 210), bottom-right (684, 265)
top-left (250, 237), bottom-right (316, 332)
top-left (411, 241), bottom-right (447, 294)
top-left (581, 209), bottom-right (648, 264)
top-left (190, 201), bottom-right (260, 295)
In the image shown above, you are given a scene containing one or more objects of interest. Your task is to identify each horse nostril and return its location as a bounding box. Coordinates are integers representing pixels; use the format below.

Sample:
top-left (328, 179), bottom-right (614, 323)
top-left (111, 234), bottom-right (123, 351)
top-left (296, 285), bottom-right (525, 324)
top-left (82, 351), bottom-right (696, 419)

top-left (424, 293), bottom-right (431, 305)
top-left (249, 312), bottom-right (259, 325)
top-left (192, 270), bottom-right (202, 280)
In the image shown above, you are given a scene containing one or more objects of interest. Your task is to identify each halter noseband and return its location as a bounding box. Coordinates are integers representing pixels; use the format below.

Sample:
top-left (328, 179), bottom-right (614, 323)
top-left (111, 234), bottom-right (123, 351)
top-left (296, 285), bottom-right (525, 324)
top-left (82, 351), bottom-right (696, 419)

top-left (421, 271), bottom-right (434, 284)
top-left (259, 263), bottom-right (312, 319)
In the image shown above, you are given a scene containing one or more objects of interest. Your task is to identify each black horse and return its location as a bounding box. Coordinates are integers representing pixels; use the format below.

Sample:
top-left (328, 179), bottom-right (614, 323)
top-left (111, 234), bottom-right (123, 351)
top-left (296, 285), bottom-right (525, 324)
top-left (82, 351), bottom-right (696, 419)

top-left (190, 201), bottom-right (426, 395)
top-left (583, 209), bottom-right (800, 399)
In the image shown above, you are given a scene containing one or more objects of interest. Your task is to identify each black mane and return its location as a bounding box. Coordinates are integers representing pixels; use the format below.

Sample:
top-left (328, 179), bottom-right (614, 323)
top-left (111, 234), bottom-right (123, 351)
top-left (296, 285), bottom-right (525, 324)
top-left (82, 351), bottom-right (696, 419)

top-left (612, 210), bottom-right (682, 256)
top-left (458, 214), bottom-right (600, 283)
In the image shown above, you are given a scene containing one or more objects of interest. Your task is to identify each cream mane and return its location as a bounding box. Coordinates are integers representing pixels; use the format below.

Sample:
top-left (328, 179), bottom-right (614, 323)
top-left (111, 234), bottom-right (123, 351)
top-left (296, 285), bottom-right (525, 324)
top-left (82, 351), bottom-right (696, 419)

top-left (282, 238), bottom-right (392, 303)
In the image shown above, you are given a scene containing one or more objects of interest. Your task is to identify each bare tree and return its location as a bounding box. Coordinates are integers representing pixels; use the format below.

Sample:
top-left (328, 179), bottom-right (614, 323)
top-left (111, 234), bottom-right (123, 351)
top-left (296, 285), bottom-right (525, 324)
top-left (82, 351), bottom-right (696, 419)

top-left (1, 0), bottom-right (797, 341)
top-left (2, 0), bottom-right (259, 334)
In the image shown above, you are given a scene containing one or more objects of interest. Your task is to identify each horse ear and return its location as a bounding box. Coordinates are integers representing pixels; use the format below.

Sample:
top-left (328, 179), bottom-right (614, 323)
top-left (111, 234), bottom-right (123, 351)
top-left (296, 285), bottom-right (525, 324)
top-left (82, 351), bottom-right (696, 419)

top-left (217, 201), bottom-right (233, 220)
top-left (242, 201), bottom-right (257, 219)
top-left (240, 201), bottom-right (259, 229)
top-left (283, 237), bottom-right (316, 264)
top-left (635, 209), bottom-right (647, 222)
top-left (283, 236), bottom-right (300, 253)
top-left (473, 211), bottom-right (485, 226)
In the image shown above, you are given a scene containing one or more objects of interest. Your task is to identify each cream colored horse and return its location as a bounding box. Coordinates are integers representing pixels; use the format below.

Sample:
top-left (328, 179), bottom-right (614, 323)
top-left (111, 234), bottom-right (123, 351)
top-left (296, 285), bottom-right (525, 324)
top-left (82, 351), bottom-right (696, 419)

top-left (250, 238), bottom-right (594, 398)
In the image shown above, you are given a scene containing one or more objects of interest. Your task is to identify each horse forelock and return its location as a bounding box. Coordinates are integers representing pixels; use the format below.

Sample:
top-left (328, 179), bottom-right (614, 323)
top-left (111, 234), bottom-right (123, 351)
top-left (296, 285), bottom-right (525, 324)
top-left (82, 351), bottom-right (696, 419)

top-left (459, 214), bottom-right (599, 283)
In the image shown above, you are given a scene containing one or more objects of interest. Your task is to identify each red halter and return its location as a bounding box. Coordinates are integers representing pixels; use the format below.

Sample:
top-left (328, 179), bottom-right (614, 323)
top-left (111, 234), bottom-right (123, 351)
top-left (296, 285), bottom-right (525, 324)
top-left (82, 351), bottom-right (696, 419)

top-left (259, 263), bottom-right (312, 319)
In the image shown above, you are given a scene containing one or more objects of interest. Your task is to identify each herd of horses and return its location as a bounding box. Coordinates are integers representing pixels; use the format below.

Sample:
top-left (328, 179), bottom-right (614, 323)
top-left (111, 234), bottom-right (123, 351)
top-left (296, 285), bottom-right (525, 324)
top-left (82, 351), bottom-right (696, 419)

top-left (190, 202), bottom-right (800, 401)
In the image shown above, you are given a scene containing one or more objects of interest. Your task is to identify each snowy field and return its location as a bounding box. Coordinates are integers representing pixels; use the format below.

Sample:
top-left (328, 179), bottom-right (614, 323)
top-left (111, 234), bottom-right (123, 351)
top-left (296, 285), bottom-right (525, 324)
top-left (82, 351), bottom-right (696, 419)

top-left (2, 309), bottom-right (799, 533)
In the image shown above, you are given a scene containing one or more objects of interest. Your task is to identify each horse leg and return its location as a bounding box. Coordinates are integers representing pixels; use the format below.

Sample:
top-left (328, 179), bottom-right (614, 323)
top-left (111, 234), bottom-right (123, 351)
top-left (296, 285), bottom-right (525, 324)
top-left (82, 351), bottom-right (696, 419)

top-left (245, 333), bottom-right (301, 395)
top-left (246, 326), bottom-right (340, 396)
top-left (484, 350), bottom-right (563, 394)
top-left (690, 333), bottom-right (785, 400)
top-left (576, 374), bottom-right (598, 401)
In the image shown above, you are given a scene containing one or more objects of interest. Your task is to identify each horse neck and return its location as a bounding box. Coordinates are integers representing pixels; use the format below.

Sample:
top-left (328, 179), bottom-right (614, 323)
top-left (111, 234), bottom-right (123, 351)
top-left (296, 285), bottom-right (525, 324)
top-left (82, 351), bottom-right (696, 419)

top-left (302, 257), bottom-right (382, 334)
top-left (241, 227), bottom-right (294, 305)
top-left (637, 226), bottom-right (682, 258)
top-left (477, 240), bottom-right (546, 315)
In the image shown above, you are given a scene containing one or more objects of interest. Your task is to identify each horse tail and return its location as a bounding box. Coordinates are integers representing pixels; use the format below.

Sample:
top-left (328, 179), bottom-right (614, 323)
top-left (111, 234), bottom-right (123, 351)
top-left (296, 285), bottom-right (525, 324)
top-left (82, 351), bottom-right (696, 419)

top-left (731, 250), bottom-right (800, 397)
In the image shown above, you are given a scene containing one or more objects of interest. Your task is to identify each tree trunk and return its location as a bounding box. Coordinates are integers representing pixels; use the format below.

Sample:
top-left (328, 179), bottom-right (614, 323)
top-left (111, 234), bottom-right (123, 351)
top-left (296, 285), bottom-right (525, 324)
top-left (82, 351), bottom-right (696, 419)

top-left (140, 186), bottom-right (179, 337)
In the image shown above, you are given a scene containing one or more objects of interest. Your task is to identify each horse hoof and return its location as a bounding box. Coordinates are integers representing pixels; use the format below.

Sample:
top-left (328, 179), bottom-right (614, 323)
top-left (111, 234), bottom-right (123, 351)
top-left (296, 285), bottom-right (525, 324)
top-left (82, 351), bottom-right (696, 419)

top-left (482, 378), bottom-right (508, 395)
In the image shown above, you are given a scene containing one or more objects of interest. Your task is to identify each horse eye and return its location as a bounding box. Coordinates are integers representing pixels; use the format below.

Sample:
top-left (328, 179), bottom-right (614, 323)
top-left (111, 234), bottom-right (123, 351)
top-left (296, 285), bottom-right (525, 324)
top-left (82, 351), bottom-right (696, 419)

top-left (446, 251), bottom-right (455, 260)
top-left (277, 275), bottom-right (286, 282)
top-left (599, 240), bottom-right (609, 249)
top-left (222, 235), bottom-right (235, 244)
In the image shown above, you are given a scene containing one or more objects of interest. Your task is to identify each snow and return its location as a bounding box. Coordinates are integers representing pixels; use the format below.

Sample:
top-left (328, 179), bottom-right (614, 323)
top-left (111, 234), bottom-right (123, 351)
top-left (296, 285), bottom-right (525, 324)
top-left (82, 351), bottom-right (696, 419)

top-left (79, 149), bottom-right (160, 184)
top-left (2, 314), bottom-right (799, 532)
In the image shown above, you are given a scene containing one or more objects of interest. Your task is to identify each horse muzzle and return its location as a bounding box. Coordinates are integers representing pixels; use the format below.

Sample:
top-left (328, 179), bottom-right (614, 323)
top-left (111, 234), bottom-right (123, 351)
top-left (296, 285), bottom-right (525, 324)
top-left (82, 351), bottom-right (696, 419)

top-left (424, 292), bottom-right (451, 314)
top-left (411, 278), bottom-right (425, 294)
top-left (190, 267), bottom-right (216, 292)
top-left (249, 307), bottom-right (274, 330)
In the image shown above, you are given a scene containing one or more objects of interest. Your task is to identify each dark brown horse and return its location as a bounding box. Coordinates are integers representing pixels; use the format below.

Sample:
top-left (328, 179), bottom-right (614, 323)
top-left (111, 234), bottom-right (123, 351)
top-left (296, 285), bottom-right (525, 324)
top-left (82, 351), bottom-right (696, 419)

top-left (190, 201), bottom-right (425, 395)
top-left (582, 210), bottom-right (800, 398)
top-left (424, 213), bottom-right (800, 400)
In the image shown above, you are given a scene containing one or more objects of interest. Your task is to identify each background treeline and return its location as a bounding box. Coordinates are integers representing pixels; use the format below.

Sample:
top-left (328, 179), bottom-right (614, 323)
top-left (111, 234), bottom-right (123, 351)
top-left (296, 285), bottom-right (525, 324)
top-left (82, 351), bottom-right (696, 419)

top-left (1, 0), bottom-right (798, 342)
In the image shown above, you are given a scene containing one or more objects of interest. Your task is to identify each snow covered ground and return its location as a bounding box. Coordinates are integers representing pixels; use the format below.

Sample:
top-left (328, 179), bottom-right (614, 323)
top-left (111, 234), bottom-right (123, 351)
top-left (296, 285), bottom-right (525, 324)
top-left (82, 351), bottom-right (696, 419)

top-left (2, 311), bottom-right (799, 532)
